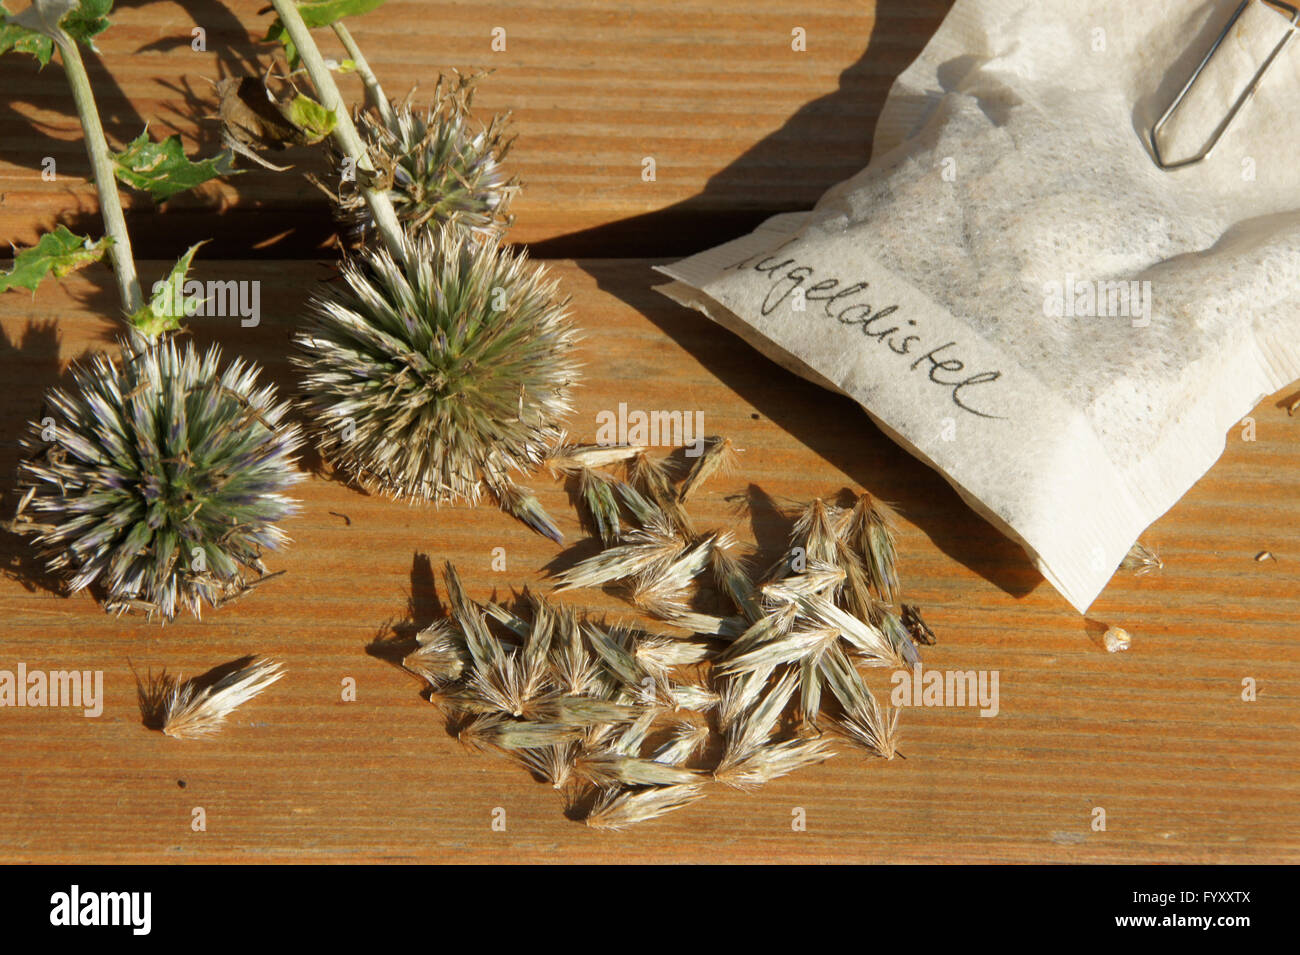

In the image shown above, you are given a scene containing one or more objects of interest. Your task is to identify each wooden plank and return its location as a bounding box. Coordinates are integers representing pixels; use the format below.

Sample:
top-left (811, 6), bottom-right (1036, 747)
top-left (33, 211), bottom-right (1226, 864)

top-left (0, 1), bottom-right (954, 257)
top-left (0, 260), bottom-right (1296, 863)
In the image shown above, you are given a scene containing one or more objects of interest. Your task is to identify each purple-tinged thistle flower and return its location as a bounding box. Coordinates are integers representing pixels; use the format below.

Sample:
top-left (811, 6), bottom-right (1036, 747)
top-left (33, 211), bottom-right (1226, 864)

top-left (12, 334), bottom-right (303, 621)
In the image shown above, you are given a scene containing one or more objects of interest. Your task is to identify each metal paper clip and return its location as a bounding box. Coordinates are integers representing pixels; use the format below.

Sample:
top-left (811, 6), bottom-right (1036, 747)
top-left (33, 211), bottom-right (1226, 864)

top-left (1151, 0), bottom-right (1299, 170)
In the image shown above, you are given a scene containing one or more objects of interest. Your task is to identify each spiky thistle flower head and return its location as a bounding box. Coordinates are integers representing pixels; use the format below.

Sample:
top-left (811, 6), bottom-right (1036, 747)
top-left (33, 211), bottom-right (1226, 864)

top-left (13, 334), bottom-right (303, 620)
top-left (293, 228), bottom-right (578, 506)
top-left (337, 72), bottom-right (517, 241)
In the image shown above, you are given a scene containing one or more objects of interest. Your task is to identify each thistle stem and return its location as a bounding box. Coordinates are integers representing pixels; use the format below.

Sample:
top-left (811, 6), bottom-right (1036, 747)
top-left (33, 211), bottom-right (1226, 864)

top-left (53, 32), bottom-right (143, 316)
top-left (269, 0), bottom-right (406, 261)
top-left (331, 20), bottom-right (396, 129)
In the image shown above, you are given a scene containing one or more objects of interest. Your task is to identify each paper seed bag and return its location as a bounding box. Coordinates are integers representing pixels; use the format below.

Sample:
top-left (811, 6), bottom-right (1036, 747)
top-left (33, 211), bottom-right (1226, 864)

top-left (655, 0), bottom-right (1300, 612)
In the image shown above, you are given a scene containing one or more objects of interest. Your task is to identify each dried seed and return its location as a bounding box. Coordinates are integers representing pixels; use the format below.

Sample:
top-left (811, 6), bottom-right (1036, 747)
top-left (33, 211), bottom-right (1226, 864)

top-left (459, 716), bottom-right (583, 751)
top-left (710, 543), bottom-right (763, 623)
top-left (719, 624), bottom-right (839, 676)
top-left (845, 493), bottom-right (900, 602)
top-left (1121, 541), bottom-right (1164, 576)
top-left (900, 603), bottom-right (937, 646)
top-left (798, 593), bottom-right (904, 668)
top-left (1102, 627), bottom-right (1131, 653)
top-left (575, 467), bottom-right (623, 545)
top-left (610, 709), bottom-right (660, 756)
top-left (402, 621), bottom-right (470, 687)
top-left (791, 498), bottom-right (840, 566)
top-left (819, 645), bottom-right (899, 759)
top-left (585, 784), bottom-right (706, 830)
top-left (489, 477), bottom-right (563, 545)
top-left (760, 561), bottom-right (846, 604)
top-left (574, 753), bottom-right (703, 788)
top-left (631, 593), bottom-right (743, 637)
top-left (719, 604), bottom-right (798, 663)
top-left (868, 602), bottom-right (922, 668)
top-left (583, 622), bottom-right (653, 694)
top-left (466, 654), bottom-right (550, 717)
top-left (645, 534), bottom-right (720, 592)
top-left (548, 441), bottom-right (644, 473)
top-left (652, 719), bottom-right (711, 766)
top-left (443, 562), bottom-right (504, 669)
top-left (150, 658), bottom-right (284, 740)
top-left (628, 451), bottom-right (695, 534)
top-left (714, 738), bottom-right (834, 790)
top-left (835, 538), bottom-right (876, 622)
top-left (614, 480), bottom-right (664, 528)
top-left (716, 668), bottom-right (800, 779)
top-left (511, 742), bottom-right (577, 788)
top-left (550, 608), bottom-right (601, 695)
top-left (716, 664), bottom-right (774, 733)
top-left (634, 635), bottom-right (714, 673)
top-left (551, 523), bottom-right (681, 591)
top-left (537, 695), bottom-right (645, 726)
top-left (667, 682), bottom-right (720, 711)
top-left (678, 436), bottom-right (739, 503)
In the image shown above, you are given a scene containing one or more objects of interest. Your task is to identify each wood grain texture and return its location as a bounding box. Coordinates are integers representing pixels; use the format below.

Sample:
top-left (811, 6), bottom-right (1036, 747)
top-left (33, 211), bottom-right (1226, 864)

top-left (1, 260), bottom-right (1297, 863)
top-left (0, 0), bottom-right (953, 257)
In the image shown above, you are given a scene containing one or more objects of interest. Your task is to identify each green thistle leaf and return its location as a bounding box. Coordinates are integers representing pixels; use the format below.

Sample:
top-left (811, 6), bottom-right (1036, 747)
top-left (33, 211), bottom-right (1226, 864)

top-left (113, 131), bottom-right (237, 201)
top-left (264, 0), bottom-right (385, 68)
top-left (0, 225), bottom-right (111, 294)
top-left (60, 0), bottom-right (111, 44)
top-left (0, 19), bottom-right (54, 66)
top-left (263, 21), bottom-right (298, 69)
top-left (129, 242), bottom-right (206, 337)
top-left (295, 0), bottom-right (386, 26)
top-left (0, 0), bottom-right (112, 64)
top-left (286, 94), bottom-right (336, 142)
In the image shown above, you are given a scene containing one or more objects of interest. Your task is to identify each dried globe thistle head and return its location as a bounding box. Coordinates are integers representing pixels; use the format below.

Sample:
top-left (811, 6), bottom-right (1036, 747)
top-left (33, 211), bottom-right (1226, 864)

top-left (12, 334), bottom-right (302, 621)
top-left (293, 228), bottom-right (578, 532)
top-left (335, 71), bottom-right (517, 241)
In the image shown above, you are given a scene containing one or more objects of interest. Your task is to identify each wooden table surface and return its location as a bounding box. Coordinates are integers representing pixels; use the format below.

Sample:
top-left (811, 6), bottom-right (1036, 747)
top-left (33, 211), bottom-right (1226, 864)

top-left (1, 1), bottom-right (1298, 864)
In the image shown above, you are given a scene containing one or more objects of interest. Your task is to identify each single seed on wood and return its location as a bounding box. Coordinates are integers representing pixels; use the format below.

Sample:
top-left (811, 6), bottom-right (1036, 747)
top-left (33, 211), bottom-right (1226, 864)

top-left (1102, 627), bottom-right (1131, 653)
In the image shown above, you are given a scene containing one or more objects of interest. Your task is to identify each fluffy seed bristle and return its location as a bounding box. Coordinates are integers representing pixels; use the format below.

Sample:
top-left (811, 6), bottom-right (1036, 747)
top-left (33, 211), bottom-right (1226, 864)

top-left (147, 658), bottom-right (285, 740)
top-left (551, 522), bottom-right (682, 591)
top-left (845, 493), bottom-right (900, 602)
top-left (678, 436), bottom-right (738, 503)
top-left (1121, 540), bottom-right (1164, 576)
top-left (819, 644), bottom-right (900, 759)
top-left (585, 784), bottom-right (706, 830)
